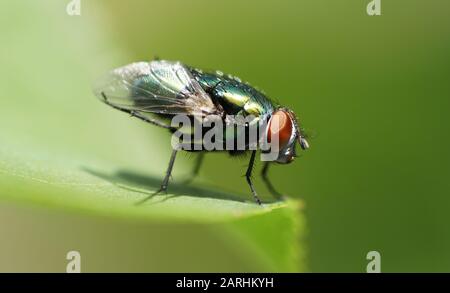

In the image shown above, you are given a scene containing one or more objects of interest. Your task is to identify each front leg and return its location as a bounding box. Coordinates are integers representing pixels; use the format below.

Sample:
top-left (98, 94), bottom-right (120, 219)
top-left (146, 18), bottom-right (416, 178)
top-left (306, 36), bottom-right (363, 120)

top-left (245, 150), bottom-right (262, 205)
top-left (183, 152), bottom-right (205, 185)
top-left (261, 162), bottom-right (283, 201)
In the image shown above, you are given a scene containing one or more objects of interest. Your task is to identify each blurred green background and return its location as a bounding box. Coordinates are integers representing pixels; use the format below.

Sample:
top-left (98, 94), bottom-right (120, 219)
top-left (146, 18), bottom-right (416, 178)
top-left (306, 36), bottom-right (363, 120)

top-left (0, 0), bottom-right (450, 272)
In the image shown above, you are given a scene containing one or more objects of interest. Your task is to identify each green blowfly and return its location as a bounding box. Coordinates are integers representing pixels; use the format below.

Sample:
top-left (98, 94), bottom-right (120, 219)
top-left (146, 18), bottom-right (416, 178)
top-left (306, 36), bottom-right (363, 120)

top-left (94, 60), bottom-right (309, 205)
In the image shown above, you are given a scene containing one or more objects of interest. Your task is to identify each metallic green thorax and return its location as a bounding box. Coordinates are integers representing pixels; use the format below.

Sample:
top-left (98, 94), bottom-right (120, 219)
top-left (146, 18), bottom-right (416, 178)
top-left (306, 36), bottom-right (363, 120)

top-left (187, 68), bottom-right (277, 148)
top-left (189, 68), bottom-right (275, 118)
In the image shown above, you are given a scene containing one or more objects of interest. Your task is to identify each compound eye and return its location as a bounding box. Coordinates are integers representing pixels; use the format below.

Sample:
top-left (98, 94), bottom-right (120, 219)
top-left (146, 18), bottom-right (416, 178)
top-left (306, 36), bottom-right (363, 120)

top-left (268, 110), bottom-right (293, 150)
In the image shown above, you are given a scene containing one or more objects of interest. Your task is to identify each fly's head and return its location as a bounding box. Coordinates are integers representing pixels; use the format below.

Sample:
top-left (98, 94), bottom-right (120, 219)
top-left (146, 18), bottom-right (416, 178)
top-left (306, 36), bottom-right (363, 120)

top-left (266, 107), bottom-right (309, 164)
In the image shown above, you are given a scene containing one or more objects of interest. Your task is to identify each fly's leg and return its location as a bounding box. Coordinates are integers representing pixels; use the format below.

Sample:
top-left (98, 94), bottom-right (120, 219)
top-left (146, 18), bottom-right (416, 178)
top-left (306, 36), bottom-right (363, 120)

top-left (261, 162), bottom-right (284, 201)
top-left (245, 150), bottom-right (262, 205)
top-left (101, 92), bottom-right (173, 129)
top-left (191, 153), bottom-right (205, 177)
top-left (158, 149), bottom-right (178, 193)
top-left (183, 152), bottom-right (205, 185)
top-left (135, 149), bottom-right (178, 205)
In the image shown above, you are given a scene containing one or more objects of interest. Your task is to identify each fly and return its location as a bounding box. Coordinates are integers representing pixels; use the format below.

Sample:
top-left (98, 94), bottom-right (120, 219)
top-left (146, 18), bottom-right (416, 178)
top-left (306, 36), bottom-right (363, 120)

top-left (93, 60), bottom-right (309, 205)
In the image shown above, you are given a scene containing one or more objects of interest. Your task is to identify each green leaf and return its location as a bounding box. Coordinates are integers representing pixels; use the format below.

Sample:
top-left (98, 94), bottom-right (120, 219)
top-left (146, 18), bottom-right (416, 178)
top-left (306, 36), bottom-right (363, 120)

top-left (0, 145), bottom-right (296, 223)
top-left (0, 0), bottom-right (306, 272)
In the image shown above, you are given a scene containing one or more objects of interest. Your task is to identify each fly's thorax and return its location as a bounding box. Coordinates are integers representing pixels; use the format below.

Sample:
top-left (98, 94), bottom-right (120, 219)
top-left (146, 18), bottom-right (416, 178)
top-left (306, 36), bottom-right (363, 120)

top-left (189, 68), bottom-right (274, 117)
top-left (213, 82), bottom-right (267, 117)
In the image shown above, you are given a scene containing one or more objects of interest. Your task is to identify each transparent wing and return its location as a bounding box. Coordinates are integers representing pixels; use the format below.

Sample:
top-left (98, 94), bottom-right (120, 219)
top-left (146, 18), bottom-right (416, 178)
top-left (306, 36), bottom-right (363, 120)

top-left (93, 61), bottom-right (218, 116)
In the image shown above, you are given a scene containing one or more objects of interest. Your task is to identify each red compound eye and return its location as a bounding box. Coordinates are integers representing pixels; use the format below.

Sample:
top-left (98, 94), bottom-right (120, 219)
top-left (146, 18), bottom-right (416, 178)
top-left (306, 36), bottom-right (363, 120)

top-left (267, 110), bottom-right (293, 150)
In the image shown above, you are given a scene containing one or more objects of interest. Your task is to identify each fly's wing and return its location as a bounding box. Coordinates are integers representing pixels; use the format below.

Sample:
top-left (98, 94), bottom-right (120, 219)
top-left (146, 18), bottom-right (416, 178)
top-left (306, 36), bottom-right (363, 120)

top-left (93, 61), bottom-right (218, 116)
